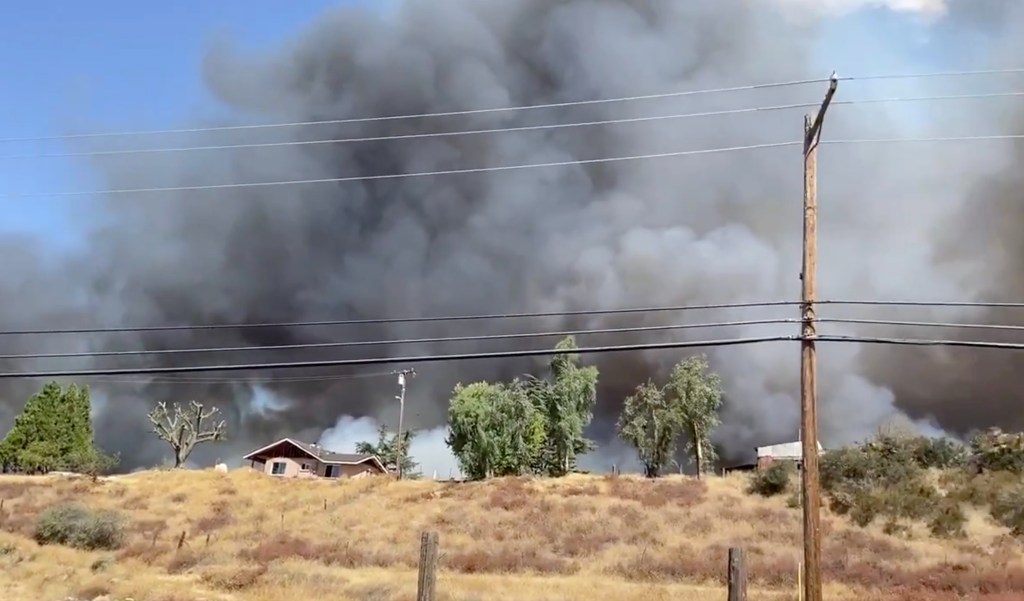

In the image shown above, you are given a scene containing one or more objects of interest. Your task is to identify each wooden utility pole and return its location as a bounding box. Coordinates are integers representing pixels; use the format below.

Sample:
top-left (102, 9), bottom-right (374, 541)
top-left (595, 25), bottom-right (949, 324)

top-left (394, 368), bottom-right (415, 480)
top-left (800, 71), bottom-right (838, 601)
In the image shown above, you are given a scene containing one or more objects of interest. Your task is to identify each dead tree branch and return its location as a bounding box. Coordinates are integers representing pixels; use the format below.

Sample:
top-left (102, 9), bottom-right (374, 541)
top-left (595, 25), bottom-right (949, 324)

top-left (148, 400), bottom-right (226, 468)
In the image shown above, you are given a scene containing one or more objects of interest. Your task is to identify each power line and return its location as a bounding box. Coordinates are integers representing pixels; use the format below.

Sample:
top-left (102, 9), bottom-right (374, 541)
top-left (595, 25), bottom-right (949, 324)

top-left (66, 371), bottom-right (398, 385)
top-left (7, 67), bottom-right (1024, 144)
top-left (820, 318), bottom-right (1024, 333)
top-left (819, 300), bottom-right (1024, 308)
top-left (8, 91), bottom-right (1024, 161)
top-left (824, 134), bottom-right (1024, 146)
top-left (79, 371), bottom-right (395, 384)
top-left (837, 67), bottom-right (1024, 82)
top-left (0, 318), bottom-right (798, 360)
top-left (0, 141), bottom-right (801, 199)
top-left (0, 77), bottom-right (832, 144)
top-left (0, 300), bottom-right (799, 336)
top-left (0, 103), bottom-right (821, 160)
top-left (0, 335), bottom-right (797, 379)
top-left (817, 334), bottom-right (1024, 351)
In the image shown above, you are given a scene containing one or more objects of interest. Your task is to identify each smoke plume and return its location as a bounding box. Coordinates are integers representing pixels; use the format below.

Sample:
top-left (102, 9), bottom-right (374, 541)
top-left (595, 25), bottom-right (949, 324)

top-left (1, 0), bottom-right (1020, 473)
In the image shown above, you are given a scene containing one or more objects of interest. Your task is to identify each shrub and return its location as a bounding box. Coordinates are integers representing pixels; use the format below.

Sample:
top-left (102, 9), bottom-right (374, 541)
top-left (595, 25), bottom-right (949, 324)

top-left (882, 480), bottom-right (940, 521)
top-left (33, 503), bottom-right (125, 550)
top-left (912, 437), bottom-right (967, 469)
top-left (929, 500), bottom-right (967, 539)
top-left (991, 486), bottom-right (1024, 535)
top-left (849, 491), bottom-right (884, 527)
top-left (747, 462), bottom-right (794, 497)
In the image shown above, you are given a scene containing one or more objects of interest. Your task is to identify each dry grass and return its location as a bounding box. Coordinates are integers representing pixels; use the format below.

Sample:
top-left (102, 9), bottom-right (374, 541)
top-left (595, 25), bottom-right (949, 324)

top-left (0, 469), bottom-right (1021, 601)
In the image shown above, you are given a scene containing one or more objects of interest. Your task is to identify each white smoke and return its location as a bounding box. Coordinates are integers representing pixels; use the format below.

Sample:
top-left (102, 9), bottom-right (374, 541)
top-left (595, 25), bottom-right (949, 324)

top-left (319, 416), bottom-right (461, 479)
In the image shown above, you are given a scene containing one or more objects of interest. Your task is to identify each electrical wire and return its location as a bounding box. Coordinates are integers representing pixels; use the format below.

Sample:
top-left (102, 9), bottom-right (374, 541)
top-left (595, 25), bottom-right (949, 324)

top-left (0, 140), bottom-right (801, 199)
top-left (819, 318), bottom-right (1024, 333)
top-left (7, 332), bottom-right (1024, 380)
top-left (7, 67), bottom-right (1024, 144)
top-left (7, 91), bottom-right (1024, 161)
top-left (0, 335), bottom-right (797, 379)
top-left (0, 103), bottom-right (817, 160)
top-left (819, 300), bottom-right (1024, 308)
top-left (0, 77), bottom-right (832, 144)
top-left (824, 134), bottom-right (1024, 146)
top-left (76, 371), bottom-right (399, 385)
top-left (0, 318), bottom-right (798, 360)
top-left (817, 334), bottom-right (1024, 351)
top-left (0, 300), bottom-right (800, 337)
top-left (837, 67), bottom-right (1024, 82)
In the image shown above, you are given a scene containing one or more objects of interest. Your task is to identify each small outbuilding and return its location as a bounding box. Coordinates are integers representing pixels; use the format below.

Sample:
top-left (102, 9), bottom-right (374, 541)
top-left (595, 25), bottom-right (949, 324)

top-left (756, 440), bottom-right (824, 471)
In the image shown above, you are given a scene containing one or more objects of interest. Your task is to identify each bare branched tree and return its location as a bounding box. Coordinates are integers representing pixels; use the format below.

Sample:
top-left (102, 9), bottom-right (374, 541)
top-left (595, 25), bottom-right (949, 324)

top-left (148, 400), bottom-right (226, 468)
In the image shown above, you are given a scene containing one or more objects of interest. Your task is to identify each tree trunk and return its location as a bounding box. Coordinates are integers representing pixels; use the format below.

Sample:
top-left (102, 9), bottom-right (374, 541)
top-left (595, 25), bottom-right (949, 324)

top-left (693, 425), bottom-right (704, 480)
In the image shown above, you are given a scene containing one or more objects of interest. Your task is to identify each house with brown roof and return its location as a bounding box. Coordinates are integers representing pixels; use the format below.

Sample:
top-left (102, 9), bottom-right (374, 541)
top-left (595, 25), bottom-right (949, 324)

top-left (242, 437), bottom-right (388, 479)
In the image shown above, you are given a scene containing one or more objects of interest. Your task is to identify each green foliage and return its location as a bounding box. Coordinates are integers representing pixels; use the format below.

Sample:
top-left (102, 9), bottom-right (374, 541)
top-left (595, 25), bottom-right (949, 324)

top-left (523, 337), bottom-right (599, 477)
top-left (616, 355), bottom-right (724, 479)
top-left (617, 380), bottom-right (680, 478)
top-left (968, 431), bottom-right (1024, 474)
top-left (815, 433), bottom-right (977, 538)
top-left (0, 382), bottom-right (112, 475)
top-left (667, 355), bottom-right (723, 476)
top-left (34, 503), bottom-right (125, 550)
top-left (355, 425), bottom-right (420, 479)
top-left (747, 461), bottom-right (794, 497)
top-left (443, 337), bottom-right (598, 480)
top-left (913, 436), bottom-right (968, 469)
top-left (929, 500), bottom-right (967, 539)
top-left (990, 484), bottom-right (1024, 535)
top-left (446, 380), bottom-right (545, 480)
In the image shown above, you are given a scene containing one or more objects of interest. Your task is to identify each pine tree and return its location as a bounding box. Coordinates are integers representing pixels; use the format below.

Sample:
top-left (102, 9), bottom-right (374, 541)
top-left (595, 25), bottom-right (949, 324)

top-left (0, 382), bottom-right (114, 475)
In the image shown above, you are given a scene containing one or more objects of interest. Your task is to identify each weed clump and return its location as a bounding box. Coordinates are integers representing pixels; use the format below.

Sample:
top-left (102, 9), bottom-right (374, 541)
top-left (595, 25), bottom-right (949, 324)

top-left (747, 462), bottom-right (794, 497)
top-left (929, 500), bottom-right (967, 539)
top-left (34, 503), bottom-right (125, 550)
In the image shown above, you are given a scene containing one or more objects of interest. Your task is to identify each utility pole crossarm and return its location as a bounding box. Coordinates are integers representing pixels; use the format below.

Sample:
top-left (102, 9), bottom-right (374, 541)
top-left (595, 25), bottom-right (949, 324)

top-left (800, 71), bottom-right (838, 601)
top-left (806, 71), bottom-right (839, 150)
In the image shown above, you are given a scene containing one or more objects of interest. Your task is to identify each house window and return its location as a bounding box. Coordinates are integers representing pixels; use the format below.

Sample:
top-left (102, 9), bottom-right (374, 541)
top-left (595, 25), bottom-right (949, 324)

top-left (325, 465), bottom-right (340, 478)
top-left (300, 463), bottom-right (311, 472)
top-left (271, 461), bottom-right (286, 475)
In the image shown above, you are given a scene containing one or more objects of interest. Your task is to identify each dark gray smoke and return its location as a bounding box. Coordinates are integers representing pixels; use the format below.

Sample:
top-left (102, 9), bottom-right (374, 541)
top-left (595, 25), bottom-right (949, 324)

top-left (1, 0), bottom-right (1017, 472)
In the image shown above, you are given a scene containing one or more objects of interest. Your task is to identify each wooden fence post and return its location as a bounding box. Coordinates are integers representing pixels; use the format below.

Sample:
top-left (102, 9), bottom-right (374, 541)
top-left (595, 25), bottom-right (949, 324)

top-left (727, 547), bottom-right (747, 601)
top-left (417, 531), bottom-right (439, 601)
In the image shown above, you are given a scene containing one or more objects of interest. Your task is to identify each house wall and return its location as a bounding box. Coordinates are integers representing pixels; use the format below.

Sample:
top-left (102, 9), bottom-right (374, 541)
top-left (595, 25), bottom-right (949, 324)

top-left (251, 457), bottom-right (382, 479)
top-left (253, 456), bottom-right (321, 479)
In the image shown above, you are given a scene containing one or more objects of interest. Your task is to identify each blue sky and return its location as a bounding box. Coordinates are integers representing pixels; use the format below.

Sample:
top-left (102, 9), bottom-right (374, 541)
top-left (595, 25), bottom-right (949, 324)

top-left (0, 2), bottom-right (963, 251)
top-left (0, 0), bottom-right (345, 247)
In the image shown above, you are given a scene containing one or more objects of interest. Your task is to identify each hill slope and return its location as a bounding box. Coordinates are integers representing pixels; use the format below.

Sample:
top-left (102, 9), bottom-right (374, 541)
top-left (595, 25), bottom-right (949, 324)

top-left (0, 469), bottom-right (1021, 601)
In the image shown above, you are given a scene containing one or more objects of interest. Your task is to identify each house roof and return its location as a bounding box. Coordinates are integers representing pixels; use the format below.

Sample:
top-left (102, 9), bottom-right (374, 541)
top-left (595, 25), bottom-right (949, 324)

top-left (242, 437), bottom-right (388, 472)
top-left (756, 441), bottom-right (824, 459)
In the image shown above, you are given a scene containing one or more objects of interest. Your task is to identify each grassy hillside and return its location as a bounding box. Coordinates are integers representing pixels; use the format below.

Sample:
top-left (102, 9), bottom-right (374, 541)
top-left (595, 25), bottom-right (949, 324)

top-left (0, 469), bottom-right (1022, 601)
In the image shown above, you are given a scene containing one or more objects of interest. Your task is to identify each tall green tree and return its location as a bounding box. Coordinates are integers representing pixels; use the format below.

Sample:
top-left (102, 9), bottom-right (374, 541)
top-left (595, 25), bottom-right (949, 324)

top-left (0, 382), bottom-right (115, 475)
top-left (667, 354), bottom-right (723, 479)
top-left (446, 380), bottom-right (544, 480)
top-left (617, 380), bottom-right (680, 478)
top-left (525, 336), bottom-right (599, 477)
top-left (355, 424), bottom-right (421, 479)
